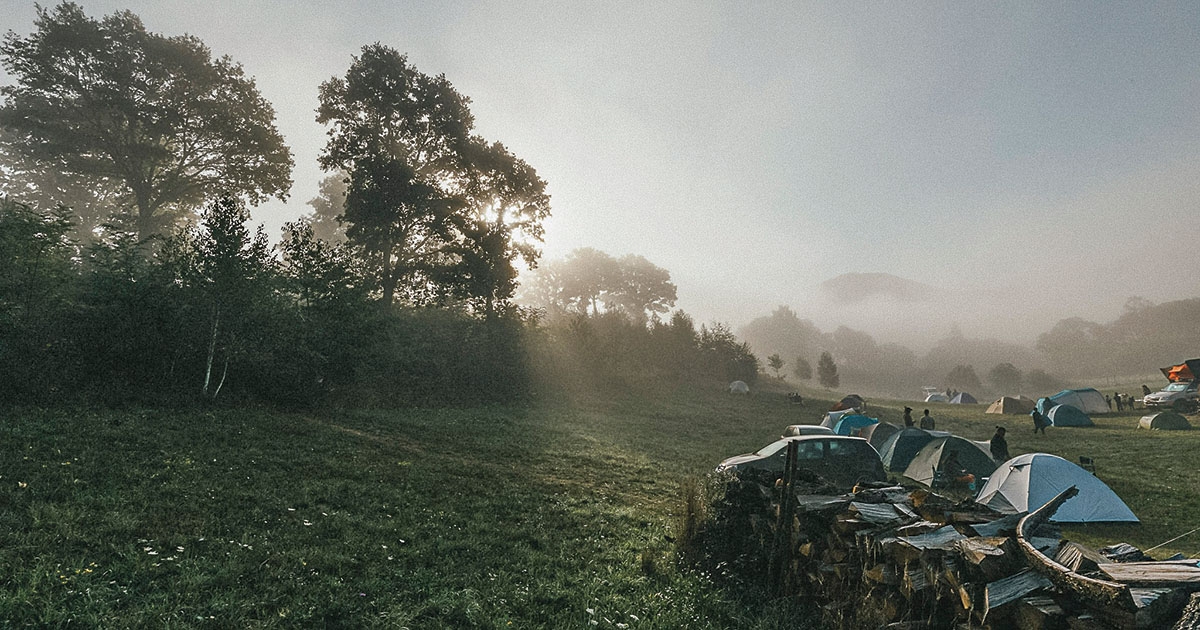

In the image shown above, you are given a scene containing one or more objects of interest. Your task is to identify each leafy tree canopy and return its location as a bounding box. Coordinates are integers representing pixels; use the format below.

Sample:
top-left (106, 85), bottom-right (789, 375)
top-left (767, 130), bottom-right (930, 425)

top-left (0, 2), bottom-right (293, 238)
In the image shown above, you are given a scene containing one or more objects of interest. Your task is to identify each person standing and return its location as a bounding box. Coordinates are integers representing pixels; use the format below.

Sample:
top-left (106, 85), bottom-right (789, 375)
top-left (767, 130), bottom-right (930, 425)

top-left (1031, 409), bottom-right (1049, 434)
top-left (919, 409), bottom-right (935, 430)
top-left (903, 406), bottom-right (914, 427)
top-left (1105, 394), bottom-right (1112, 410)
top-left (1115, 392), bottom-right (1124, 413)
top-left (989, 426), bottom-right (1009, 462)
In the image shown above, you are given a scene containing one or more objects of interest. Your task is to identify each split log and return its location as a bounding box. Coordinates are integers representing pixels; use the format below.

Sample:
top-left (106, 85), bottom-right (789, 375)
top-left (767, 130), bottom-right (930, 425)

top-left (1016, 486), bottom-right (1136, 612)
top-left (1015, 595), bottom-right (1067, 630)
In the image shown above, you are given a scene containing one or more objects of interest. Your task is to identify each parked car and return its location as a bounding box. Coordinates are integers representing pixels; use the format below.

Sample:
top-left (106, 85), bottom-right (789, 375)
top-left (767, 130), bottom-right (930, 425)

top-left (716, 435), bottom-right (887, 489)
top-left (1143, 380), bottom-right (1200, 412)
top-left (782, 424), bottom-right (835, 437)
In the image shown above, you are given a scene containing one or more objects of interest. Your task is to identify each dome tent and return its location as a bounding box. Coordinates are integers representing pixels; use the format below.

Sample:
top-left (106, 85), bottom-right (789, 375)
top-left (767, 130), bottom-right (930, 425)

top-left (729, 380), bottom-right (749, 394)
top-left (877, 428), bottom-right (948, 472)
top-left (863, 422), bottom-right (901, 450)
top-left (832, 414), bottom-right (878, 436)
top-left (1139, 412), bottom-right (1192, 430)
top-left (949, 392), bottom-right (978, 404)
top-left (902, 436), bottom-right (998, 487)
top-left (1048, 388), bottom-right (1109, 415)
top-left (1046, 404), bottom-right (1094, 427)
top-left (986, 396), bottom-right (1036, 415)
top-left (975, 454), bottom-right (1138, 523)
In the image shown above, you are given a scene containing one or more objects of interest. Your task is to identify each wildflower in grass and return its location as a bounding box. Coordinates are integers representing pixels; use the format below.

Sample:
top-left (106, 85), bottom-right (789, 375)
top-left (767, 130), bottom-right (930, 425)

top-left (17, 481), bottom-right (27, 488)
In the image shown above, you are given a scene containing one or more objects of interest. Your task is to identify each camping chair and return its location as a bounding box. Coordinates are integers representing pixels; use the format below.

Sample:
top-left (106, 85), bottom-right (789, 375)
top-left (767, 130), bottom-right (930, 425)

top-left (1079, 456), bottom-right (1096, 474)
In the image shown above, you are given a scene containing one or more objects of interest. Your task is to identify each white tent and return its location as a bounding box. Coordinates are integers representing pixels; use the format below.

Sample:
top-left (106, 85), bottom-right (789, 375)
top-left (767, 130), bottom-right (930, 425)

top-left (975, 453), bottom-right (1138, 523)
top-left (728, 380), bottom-right (749, 394)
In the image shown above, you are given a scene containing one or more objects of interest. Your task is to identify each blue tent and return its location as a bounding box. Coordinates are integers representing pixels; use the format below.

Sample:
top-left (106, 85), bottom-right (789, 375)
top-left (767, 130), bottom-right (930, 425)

top-left (1036, 397), bottom-right (1055, 415)
top-left (1047, 404), bottom-right (1094, 427)
top-left (1048, 388), bottom-right (1109, 414)
top-left (833, 414), bottom-right (879, 437)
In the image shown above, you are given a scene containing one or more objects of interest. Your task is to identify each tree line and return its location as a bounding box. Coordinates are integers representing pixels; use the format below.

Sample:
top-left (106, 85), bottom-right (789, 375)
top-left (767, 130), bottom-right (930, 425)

top-left (0, 4), bottom-right (756, 407)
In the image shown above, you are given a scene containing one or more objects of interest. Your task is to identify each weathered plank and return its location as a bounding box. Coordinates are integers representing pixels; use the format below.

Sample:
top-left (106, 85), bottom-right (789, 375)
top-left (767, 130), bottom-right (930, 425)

top-left (1101, 561), bottom-right (1200, 586)
top-left (985, 568), bottom-right (1053, 614)
top-left (900, 525), bottom-right (966, 551)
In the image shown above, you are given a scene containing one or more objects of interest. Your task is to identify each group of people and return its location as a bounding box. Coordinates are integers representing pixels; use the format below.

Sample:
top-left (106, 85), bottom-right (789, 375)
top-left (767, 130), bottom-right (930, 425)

top-left (1105, 392), bottom-right (1138, 412)
top-left (902, 406), bottom-right (936, 430)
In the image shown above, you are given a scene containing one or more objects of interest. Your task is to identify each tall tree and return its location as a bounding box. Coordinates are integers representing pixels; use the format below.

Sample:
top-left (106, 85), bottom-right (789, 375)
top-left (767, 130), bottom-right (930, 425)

top-left (817, 351), bottom-right (840, 389)
top-left (555, 248), bottom-right (619, 315)
top-left (945, 364), bottom-right (981, 391)
top-left (444, 139), bottom-right (550, 318)
top-left (0, 3), bottom-right (293, 239)
top-left (317, 44), bottom-right (473, 304)
top-left (987, 362), bottom-right (1023, 394)
top-left (162, 195), bottom-right (273, 399)
top-left (605, 254), bottom-right (677, 325)
top-left (793, 356), bottom-right (813, 381)
top-left (303, 173), bottom-right (348, 243)
top-left (767, 354), bottom-right (785, 378)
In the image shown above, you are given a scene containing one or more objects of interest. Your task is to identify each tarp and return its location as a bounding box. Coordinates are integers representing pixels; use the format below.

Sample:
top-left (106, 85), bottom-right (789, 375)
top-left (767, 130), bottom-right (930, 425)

top-left (902, 436), bottom-right (998, 487)
top-left (987, 396), bottom-right (1037, 415)
top-left (1048, 388), bottom-right (1109, 415)
top-left (976, 453), bottom-right (1139, 523)
top-left (1139, 412), bottom-right (1192, 430)
top-left (729, 380), bottom-right (749, 394)
top-left (832, 414), bottom-right (879, 437)
top-left (877, 428), bottom-right (949, 472)
top-left (831, 394), bottom-right (865, 412)
top-left (1046, 404), bottom-right (1093, 427)
top-left (949, 392), bottom-right (978, 404)
top-left (1161, 359), bottom-right (1200, 383)
top-left (863, 422), bottom-right (900, 450)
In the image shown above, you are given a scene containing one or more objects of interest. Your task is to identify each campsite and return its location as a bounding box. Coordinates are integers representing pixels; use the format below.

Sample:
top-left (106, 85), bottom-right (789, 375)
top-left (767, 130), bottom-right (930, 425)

top-left (4, 2), bottom-right (1200, 628)
top-left (5, 385), bottom-right (1200, 627)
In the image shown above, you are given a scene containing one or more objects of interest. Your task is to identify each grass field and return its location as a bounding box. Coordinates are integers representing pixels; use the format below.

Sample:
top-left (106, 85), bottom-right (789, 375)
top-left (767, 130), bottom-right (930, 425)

top-left (2, 385), bottom-right (1198, 627)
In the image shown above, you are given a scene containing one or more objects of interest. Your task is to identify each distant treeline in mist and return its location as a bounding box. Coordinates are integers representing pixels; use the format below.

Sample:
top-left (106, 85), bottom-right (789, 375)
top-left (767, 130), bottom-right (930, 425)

top-left (741, 303), bottom-right (1200, 398)
top-left (0, 197), bottom-right (756, 407)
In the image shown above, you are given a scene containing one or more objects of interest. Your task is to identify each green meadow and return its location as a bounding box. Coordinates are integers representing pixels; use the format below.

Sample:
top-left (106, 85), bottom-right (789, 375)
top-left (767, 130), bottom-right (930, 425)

top-left (2, 386), bottom-right (1197, 627)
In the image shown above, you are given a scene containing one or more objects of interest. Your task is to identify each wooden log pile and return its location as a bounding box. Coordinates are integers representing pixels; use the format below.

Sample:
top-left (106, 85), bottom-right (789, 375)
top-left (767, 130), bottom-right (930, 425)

top-left (707, 461), bottom-right (1200, 629)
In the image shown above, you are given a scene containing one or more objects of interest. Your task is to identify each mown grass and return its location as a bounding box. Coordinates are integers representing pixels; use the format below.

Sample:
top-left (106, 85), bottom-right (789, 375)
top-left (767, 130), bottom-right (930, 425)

top-left (0, 394), bottom-right (819, 629)
top-left (2, 385), bottom-right (1197, 627)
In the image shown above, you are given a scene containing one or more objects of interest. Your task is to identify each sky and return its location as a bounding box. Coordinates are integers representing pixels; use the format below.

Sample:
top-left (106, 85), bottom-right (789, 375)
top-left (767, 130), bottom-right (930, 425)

top-left (3, 1), bottom-right (1200, 347)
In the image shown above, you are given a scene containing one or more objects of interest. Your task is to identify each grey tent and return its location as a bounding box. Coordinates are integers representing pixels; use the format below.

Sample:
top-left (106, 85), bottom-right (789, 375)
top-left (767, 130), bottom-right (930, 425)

top-left (877, 428), bottom-right (949, 472)
top-left (862, 422), bottom-right (901, 450)
top-left (729, 380), bottom-right (749, 394)
top-left (1139, 412), bottom-right (1192, 430)
top-left (902, 436), bottom-right (998, 487)
top-left (949, 392), bottom-right (978, 405)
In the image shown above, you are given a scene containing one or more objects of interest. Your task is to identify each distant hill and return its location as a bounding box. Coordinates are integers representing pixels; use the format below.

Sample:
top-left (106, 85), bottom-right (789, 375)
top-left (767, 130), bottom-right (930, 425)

top-left (820, 272), bottom-right (935, 304)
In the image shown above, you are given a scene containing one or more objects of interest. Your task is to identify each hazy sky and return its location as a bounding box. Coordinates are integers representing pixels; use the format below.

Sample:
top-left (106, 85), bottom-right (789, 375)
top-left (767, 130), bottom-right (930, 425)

top-left (4, 2), bottom-right (1199, 345)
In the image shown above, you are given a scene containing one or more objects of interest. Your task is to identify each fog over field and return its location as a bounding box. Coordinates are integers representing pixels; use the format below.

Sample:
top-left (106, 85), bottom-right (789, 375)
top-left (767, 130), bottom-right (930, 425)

top-left (4, 2), bottom-right (1199, 347)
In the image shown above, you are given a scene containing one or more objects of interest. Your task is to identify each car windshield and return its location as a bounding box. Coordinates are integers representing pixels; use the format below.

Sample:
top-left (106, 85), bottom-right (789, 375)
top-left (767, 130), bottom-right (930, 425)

top-left (1166, 382), bottom-right (1190, 392)
top-left (754, 438), bottom-right (790, 457)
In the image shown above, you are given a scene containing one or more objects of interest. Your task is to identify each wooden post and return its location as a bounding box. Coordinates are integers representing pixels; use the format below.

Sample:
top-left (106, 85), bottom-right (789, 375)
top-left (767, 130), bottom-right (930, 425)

top-left (768, 441), bottom-right (799, 596)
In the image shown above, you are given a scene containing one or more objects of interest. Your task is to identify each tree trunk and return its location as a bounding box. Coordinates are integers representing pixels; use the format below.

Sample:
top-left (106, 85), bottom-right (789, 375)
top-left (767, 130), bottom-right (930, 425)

top-left (203, 307), bottom-right (220, 397)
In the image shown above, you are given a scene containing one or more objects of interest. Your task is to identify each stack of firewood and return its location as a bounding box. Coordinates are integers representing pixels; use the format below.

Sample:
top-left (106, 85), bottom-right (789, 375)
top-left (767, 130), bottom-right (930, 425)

top-left (705, 467), bottom-right (1200, 629)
